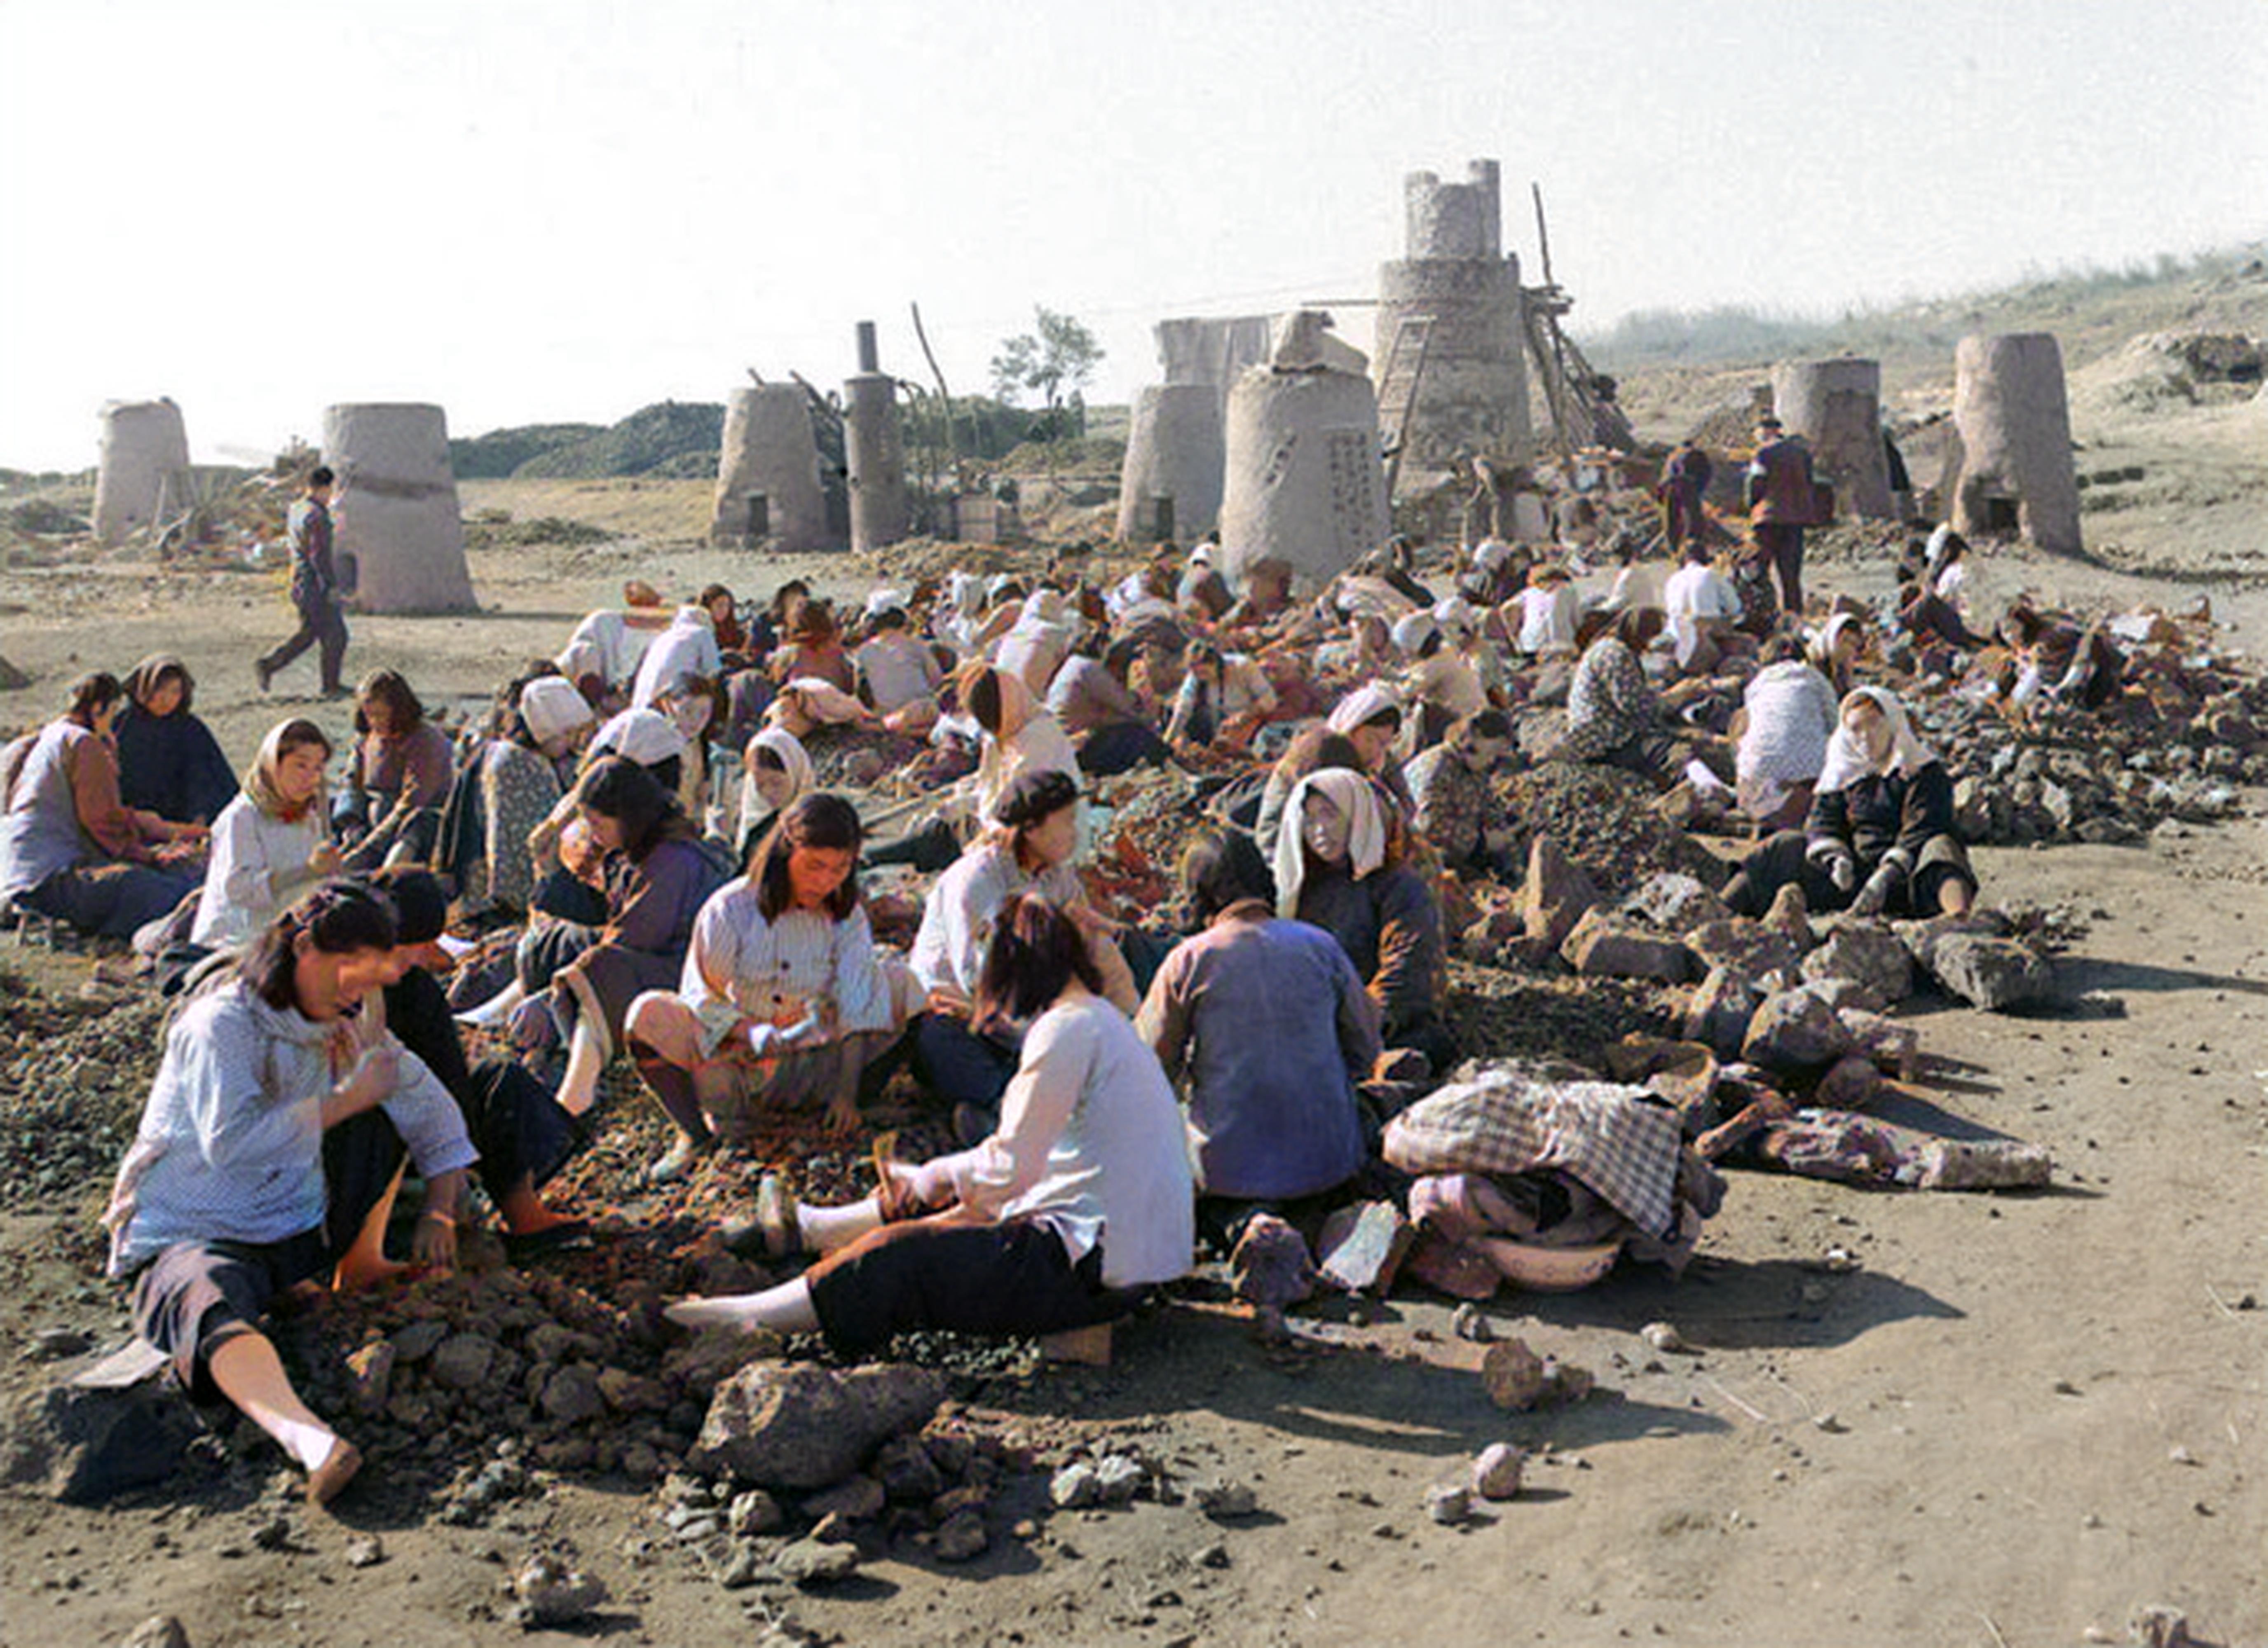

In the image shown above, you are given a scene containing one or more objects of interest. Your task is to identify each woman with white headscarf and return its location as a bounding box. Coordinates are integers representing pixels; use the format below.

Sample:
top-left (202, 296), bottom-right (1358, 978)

top-left (1325, 682), bottom-right (1415, 813)
top-left (466, 676), bottom-right (594, 916)
top-left (1274, 768), bottom-right (1453, 1074)
top-left (1724, 685), bottom-right (1975, 920)
top-left (961, 662), bottom-right (1080, 830)
top-left (737, 725), bottom-right (813, 861)
top-left (190, 718), bottom-right (340, 953)
top-left (992, 589), bottom-right (1076, 698)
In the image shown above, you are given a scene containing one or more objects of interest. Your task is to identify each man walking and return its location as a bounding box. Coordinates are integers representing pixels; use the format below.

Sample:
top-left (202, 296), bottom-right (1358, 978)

top-left (256, 465), bottom-right (349, 695)
top-left (1745, 415), bottom-right (1818, 617)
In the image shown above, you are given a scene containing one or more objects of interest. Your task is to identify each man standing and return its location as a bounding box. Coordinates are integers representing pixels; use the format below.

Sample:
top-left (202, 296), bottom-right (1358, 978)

top-left (256, 465), bottom-right (348, 695)
top-left (1655, 437), bottom-right (1713, 553)
top-left (1745, 415), bottom-right (1817, 618)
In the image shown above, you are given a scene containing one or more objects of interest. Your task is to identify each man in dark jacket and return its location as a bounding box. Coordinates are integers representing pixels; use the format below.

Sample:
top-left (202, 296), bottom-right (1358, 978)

top-left (256, 465), bottom-right (350, 695)
top-left (1744, 416), bottom-right (1818, 617)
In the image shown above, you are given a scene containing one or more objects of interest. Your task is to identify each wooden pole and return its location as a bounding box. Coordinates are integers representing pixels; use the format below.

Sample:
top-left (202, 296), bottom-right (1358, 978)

top-left (909, 302), bottom-right (959, 464)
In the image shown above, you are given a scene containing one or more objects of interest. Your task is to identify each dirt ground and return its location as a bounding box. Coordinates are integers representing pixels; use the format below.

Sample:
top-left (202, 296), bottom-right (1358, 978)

top-left (2, 385), bottom-right (2265, 1646)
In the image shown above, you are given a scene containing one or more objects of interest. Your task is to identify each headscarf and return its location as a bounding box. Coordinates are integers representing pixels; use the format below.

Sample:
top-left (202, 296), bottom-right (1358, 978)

top-left (557, 636), bottom-right (607, 689)
top-left (1816, 611), bottom-right (1860, 660)
top-left (1274, 768), bottom-right (1388, 920)
top-left (865, 587), bottom-right (909, 621)
top-left (1327, 681), bottom-right (1401, 737)
top-left (589, 706), bottom-right (689, 769)
top-left (519, 677), bottom-right (595, 747)
top-left (961, 662), bottom-right (1036, 742)
top-left (738, 724), bottom-right (813, 844)
top-left (1391, 611), bottom-right (1439, 657)
top-left (243, 718), bottom-right (328, 824)
top-left (764, 677), bottom-right (869, 737)
top-left (1816, 686), bottom-right (1938, 794)
top-left (121, 654), bottom-right (192, 716)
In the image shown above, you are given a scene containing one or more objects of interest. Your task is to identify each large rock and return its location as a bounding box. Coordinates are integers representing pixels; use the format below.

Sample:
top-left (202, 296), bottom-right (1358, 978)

top-left (1685, 919), bottom-right (1801, 984)
top-left (1521, 836), bottom-right (1599, 949)
top-left (1630, 872), bottom-right (1731, 932)
top-left (1561, 908), bottom-right (1690, 983)
top-left (1741, 988), bottom-right (1856, 1074)
top-left (1928, 934), bottom-right (2059, 1011)
top-left (2, 1374), bottom-right (206, 1504)
top-left (1800, 923), bottom-right (1914, 1012)
top-left (691, 1363), bottom-right (947, 1490)
top-left (1684, 965), bottom-right (1764, 1058)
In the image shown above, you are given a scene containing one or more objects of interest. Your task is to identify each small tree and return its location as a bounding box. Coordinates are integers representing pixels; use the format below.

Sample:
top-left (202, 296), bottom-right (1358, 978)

top-left (990, 307), bottom-right (1104, 415)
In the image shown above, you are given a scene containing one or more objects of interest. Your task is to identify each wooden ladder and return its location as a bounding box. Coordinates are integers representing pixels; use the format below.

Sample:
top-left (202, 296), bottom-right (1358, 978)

top-left (1378, 313), bottom-right (1435, 499)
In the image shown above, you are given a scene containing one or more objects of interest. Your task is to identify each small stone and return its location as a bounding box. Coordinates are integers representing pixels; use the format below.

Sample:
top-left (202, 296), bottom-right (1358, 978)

top-left (343, 1533), bottom-right (385, 1568)
top-left (728, 1488), bottom-right (784, 1537)
top-left (933, 1507), bottom-right (989, 1562)
top-left (1742, 988), bottom-right (1855, 1073)
top-left (1812, 1412), bottom-right (1846, 1434)
top-left (1928, 933), bottom-right (2059, 1012)
top-left (774, 1538), bottom-right (860, 1586)
top-left (1639, 1322), bottom-right (1690, 1354)
top-left (1471, 1443), bottom-right (1525, 1501)
top-left (1314, 1200), bottom-right (1415, 1295)
top-left (873, 1435), bottom-right (944, 1503)
top-left (802, 1475), bottom-right (885, 1523)
top-left (2167, 1445), bottom-right (2197, 1466)
top-left (25, 1326), bottom-right (93, 1362)
top-left (1481, 1339), bottom-right (1549, 1412)
top-left (540, 1364), bottom-right (607, 1426)
top-left (1050, 1461), bottom-right (1101, 1510)
top-left (342, 1341), bottom-right (396, 1416)
top-left (1914, 1138), bottom-right (2053, 1191)
top-left (510, 1554), bottom-right (609, 1627)
top-left (1450, 1304), bottom-right (1494, 1344)
top-left (2129, 1604), bottom-right (2193, 1648)
top-left (1193, 1479), bottom-right (1257, 1519)
top-left (1192, 1541), bottom-right (1231, 1569)
top-left (120, 1617), bottom-right (190, 1648)
top-left (427, 1333), bottom-right (496, 1392)
top-left (717, 1543), bottom-right (766, 1590)
top-left (389, 1320), bottom-right (448, 1364)
top-left (1561, 909), bottom-right (1691, 983)
top-left (1093, 1454), bottom-right (1146, 1506)
top-left (1424, 1484), bottom-right (1471, 1525)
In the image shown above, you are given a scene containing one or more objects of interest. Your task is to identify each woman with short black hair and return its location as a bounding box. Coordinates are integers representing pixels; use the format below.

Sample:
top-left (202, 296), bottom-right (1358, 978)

top-left (666, 894), bottom-right (1193, 1357)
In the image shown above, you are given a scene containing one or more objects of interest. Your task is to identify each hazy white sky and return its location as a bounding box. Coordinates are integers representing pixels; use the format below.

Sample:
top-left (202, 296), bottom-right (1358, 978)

top-left (2, 0), bottom-right (2262, 471)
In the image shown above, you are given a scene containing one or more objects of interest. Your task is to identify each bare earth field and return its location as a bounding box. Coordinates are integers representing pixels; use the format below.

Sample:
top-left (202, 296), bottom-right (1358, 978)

top-left (1, 371), bottom-right (2263, 1647)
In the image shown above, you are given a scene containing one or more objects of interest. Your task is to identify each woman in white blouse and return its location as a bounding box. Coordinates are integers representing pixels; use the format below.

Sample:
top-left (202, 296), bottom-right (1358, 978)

top-left (626, 792), bottom-right (897, 1182)
top-left (104, 883), bottom-right (478, 1507)
top-left (190, 719), bottom-right (342, 952)
top-left (667, 892), bottom-right (1193, 1356)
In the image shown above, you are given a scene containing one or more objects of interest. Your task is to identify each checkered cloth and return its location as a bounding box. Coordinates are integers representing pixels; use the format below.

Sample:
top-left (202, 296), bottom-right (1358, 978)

top-left (1383, 1064), bottom-right (1683, 1238)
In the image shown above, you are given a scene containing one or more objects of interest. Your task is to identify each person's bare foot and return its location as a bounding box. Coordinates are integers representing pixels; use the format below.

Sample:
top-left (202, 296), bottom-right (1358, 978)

top-left (306, 1437), bottom-right (362, 1508)
top-left (332, 1254), bottom-right (411, 1294)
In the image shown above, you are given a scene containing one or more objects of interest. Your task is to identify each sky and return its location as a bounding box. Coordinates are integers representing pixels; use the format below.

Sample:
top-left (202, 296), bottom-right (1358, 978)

top-left (2, 0), bottom-right (2263, 471)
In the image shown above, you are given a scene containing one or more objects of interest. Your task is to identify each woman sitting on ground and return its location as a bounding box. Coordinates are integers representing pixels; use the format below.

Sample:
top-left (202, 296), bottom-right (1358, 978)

top-left (961, 661), bottom-right (1080, 830)
top-left (520, 757), bottom-right (727, 1117)
top-left (190, 718), bottom-right (342, 955)
top-left (0, 671), bottom-right (204, 939)
top-left (103, 883), bottom-right (477, 1507)
top-left (1809, 611), bottom-right (1865, 698)
top-left (1165, 641), bottom-right (1277, 754)
top-left (1562, 607), bottom-right (1674, 776)
top-left (767, 598), bottom-right (856, 695)
top-left (1273, 767), bottom-right (1454, 1077)
top-left (337, 669), bottom-right (453, 873)
top-left (628, 793), bottom-right (898, 1181)
top-left (1325, 683), bottom-right (1415, 812)
top-left (1047, 637), bottom-right (1175, 777)
top-left (485, 676), bottom-right (594, 914)
top-left (910, 768), bottom-right (1136, 1134)
top-left (1137, 831), bottom-right (1378, 1307)
top-left (666, 893), bottom-right (1194, 1359)
top-left (115, 655), bottom-right (237, 828)
top-left (1723, 685), bottom-right (1975, 920)
top-left (1249, 726), bottom-right (1366, 861)
top-left (736, 724), bottom-right (813, 864)
top-left (1732, 636), bottom-right (1841, 836)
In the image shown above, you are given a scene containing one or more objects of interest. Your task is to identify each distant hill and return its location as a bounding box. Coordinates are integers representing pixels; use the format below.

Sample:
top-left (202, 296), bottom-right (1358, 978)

top-left (1583, 244), bottom-right (2267, 386)
top-left (450, 401), bottom-right (723, 480)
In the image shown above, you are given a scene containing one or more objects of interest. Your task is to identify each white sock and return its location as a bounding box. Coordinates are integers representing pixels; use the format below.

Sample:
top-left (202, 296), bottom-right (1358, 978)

top-left (665, 1277), bottom-right (818, 1336)
top-left (797, 1196), bottom-right (883, 1252)
top-left (273, 1417), bottom-right (340, 1473)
